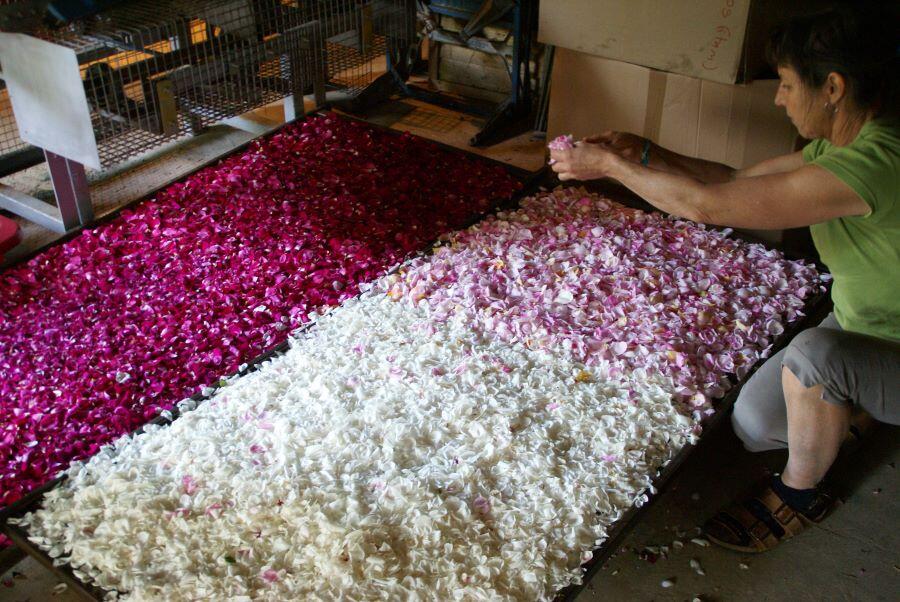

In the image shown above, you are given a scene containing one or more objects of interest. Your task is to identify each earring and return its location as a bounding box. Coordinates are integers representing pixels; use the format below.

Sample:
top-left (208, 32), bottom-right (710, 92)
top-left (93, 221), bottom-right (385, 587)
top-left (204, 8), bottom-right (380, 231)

top-left (824, 102), bottom-right (838, 114)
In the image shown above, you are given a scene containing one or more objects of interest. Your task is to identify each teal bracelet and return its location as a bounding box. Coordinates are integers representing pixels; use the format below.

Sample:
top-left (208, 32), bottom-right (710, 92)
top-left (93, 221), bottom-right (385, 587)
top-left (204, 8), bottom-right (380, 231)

top-left (640, 140), bottom-right (652, 166)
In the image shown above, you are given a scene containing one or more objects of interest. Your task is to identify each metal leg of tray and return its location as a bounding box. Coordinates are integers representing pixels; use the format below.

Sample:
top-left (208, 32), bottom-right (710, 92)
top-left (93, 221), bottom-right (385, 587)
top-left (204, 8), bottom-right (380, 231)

top-left (0, 150), bottom-right (94, 234)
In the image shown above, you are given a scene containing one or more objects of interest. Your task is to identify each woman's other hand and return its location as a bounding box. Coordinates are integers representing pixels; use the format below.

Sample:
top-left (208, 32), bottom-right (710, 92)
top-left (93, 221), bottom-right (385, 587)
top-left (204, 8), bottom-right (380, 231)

top-left (549, 141), bottom-right (624, 181)
top-left (583, 131), bottom-right (648, 164)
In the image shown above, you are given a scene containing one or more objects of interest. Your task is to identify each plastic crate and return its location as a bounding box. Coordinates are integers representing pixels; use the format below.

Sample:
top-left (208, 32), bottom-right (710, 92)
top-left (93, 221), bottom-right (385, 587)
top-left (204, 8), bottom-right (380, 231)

top-left (0, 215), bottom-right (19, 259)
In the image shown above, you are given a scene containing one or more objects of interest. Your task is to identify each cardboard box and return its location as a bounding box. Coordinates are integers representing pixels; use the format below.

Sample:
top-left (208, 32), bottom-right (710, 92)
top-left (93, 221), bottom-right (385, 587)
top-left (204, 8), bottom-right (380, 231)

top-left (538, 0), bottom-right (823, 84)
top-left (547, 48), bottom-right (798, 170)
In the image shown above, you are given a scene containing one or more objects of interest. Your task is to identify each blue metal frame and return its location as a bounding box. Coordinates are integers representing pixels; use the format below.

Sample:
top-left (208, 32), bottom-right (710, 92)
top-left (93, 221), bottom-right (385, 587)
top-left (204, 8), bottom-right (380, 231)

top-left (378, 0), bottom-right (537, 146)
top-left (426, 2), bottom-right (515, 27)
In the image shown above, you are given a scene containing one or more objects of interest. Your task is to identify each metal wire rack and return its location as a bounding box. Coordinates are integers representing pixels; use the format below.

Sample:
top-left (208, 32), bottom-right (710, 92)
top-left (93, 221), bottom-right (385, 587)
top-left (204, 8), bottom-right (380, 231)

top-left (0, 85), bottom-right (29, 162)
top-left (0, 0), bottom-right (411, 233)
top-left (37, 0), bottom-right (325, 167)
top-left (0, 1), bottom-right (410, 169)
top-left (0, 0), bottom-right (42, 173)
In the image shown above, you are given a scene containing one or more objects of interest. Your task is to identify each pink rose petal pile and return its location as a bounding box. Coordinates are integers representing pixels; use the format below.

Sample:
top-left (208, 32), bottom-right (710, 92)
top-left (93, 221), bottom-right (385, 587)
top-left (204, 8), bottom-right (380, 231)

top-left (0, 114), bottom-right (520, 511)
top-left (387, 187), bottom-right (826, 415)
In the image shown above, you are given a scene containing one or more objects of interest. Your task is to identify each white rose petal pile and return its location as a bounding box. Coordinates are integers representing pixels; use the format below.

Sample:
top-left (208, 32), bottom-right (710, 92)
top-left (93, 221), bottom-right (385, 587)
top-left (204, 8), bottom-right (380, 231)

top-left (13, 187), bottom-right (825, 601)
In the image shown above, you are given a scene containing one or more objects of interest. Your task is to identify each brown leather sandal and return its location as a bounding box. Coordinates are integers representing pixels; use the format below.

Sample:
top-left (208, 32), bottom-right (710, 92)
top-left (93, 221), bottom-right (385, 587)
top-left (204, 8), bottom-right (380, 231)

top-left (703, 482), bottom-right (834, 553)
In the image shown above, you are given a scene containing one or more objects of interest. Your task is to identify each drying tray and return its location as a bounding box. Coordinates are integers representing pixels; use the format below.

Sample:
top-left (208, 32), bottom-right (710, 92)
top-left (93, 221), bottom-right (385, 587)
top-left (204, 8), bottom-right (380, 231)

top-left (0, 128), bottom-right (831, 601)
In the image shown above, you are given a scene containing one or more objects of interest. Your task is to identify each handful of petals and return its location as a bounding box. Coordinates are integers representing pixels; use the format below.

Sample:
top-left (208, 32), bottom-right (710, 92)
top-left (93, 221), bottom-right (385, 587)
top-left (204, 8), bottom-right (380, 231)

top-left (547, 134), bottom-right (575, 165)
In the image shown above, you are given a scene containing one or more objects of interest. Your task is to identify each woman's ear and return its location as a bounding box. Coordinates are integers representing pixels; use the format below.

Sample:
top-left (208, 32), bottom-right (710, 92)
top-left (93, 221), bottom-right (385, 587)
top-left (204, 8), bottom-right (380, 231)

top-left (826, 72), bottom-right (848, 104)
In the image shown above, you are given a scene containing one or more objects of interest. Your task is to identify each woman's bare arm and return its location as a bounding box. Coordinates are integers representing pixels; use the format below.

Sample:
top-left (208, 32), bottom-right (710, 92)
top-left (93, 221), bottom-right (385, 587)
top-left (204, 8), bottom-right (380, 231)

top-left (550, 143), bottom-right (868, 230)
top-left (736, 151), bottom-right (806, 178)
top-left (585, 131), bottom-right (806, 182)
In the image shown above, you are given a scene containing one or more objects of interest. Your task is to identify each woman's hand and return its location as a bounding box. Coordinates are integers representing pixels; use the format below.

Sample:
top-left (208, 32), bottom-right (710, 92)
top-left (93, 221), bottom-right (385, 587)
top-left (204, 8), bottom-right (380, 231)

top-left (583, 131), bottom-right (648, 164)
top-left (549, 141), bottom-right (625, 181)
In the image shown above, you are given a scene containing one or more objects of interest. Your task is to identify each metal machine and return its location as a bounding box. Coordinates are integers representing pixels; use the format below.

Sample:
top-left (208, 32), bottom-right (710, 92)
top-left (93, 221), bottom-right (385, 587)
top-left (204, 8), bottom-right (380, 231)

top-left (417, 0), bottom-right (538, 146)
top-left (346, 0), bottom-right (538, 147)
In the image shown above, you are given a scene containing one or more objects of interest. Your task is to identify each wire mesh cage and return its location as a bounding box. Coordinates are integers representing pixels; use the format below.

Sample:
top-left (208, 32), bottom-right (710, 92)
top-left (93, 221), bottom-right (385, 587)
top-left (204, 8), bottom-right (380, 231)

top-left (0, 0), bottom-right (40, 165)
top-left (0, 84), bottom-right (29, 162)
top-left (314, 0), bottom-right (411, 93)
top-left (0, 0), bottom-right (411, 171)
top-left (29, 0), bottom-right (324, 167)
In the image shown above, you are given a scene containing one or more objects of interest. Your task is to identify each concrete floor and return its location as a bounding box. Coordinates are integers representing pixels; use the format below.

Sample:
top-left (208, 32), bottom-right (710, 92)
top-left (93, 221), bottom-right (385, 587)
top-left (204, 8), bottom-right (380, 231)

top-left (1, 99), bottom-right (897, 601)
top-left (577, 422), bottom-right (900, 602)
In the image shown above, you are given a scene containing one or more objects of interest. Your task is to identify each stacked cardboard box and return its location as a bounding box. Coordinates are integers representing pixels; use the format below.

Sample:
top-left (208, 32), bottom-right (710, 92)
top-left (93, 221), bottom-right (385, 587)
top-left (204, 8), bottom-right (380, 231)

top-left (538, 0), bottom-right (831, 169)
top-left (546, 49), bottom-right (798, 170)
top-left (539, 0), bottom-right (826, 85)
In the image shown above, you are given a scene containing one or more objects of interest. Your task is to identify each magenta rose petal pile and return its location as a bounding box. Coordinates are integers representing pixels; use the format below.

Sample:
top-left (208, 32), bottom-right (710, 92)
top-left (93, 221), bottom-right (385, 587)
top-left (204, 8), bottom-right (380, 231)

top-left (0, 114), bottom-right (521, 511)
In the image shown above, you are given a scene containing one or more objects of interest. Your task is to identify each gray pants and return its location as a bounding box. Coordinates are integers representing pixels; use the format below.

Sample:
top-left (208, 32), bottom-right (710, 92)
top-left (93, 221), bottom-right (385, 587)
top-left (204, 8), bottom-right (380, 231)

top-left (732, 314), bottom-right (900, 452)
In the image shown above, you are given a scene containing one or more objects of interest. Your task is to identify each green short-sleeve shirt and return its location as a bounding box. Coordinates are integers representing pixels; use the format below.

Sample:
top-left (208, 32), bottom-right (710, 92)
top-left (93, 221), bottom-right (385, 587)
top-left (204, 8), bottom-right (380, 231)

top-left (802, 118), bottom-right (900, 341)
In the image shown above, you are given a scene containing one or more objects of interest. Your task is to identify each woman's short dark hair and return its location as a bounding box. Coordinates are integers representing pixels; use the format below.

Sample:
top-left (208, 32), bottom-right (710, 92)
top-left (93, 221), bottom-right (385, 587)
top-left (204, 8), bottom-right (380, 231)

top-left (766, 4), bottom-right (899, 116)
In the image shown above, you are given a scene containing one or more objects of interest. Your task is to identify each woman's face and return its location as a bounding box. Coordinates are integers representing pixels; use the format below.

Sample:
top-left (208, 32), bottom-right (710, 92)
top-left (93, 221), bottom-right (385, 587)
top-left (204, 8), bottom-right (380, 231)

top-left (774, 65), bottom-right (830, 139)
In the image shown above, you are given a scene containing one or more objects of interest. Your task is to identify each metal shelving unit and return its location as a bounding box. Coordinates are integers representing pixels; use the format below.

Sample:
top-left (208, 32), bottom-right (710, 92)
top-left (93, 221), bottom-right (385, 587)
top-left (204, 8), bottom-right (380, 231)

top-left (341, 0), bottom-right (539, 147)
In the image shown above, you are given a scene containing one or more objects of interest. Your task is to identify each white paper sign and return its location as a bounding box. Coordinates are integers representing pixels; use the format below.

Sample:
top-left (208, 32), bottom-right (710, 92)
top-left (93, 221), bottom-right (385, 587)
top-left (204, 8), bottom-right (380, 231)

top-left (0, 33), bottom-right (100, 169)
